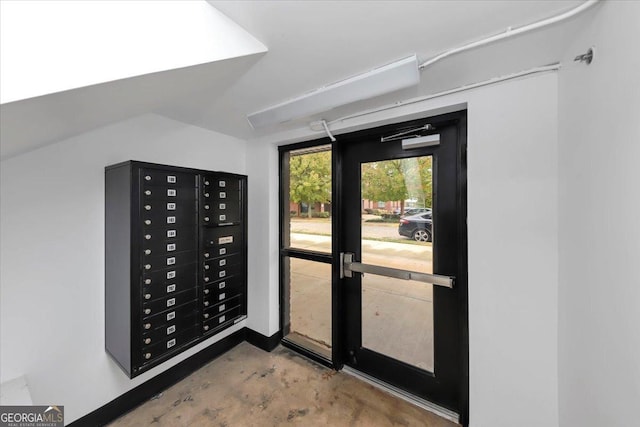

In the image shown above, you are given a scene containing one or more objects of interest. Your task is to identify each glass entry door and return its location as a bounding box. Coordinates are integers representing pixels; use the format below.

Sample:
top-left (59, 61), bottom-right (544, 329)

top-left (338, 113), bottom-right (467, 416)
top-left (359, 155), bottom-right (436, 371)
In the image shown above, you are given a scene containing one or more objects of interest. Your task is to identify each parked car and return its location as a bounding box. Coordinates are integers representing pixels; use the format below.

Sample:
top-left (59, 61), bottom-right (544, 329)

top-left (398, 212), bottom-right (432, 242)
top-left (402, 207), bottom-right (432, 217)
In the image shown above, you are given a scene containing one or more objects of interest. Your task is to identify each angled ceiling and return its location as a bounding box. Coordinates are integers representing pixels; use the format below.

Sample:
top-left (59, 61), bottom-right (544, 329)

top-left (0, 0), bottom-right (266, 104)
top-left (1, 0), bottom-right (596, 159)
top-left (0, 0), bottom-right (266, 160)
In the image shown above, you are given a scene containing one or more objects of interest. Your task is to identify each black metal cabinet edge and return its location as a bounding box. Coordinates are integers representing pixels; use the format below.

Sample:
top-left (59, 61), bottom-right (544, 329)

top-left (105, 163), bottom-right (133, 376)
top-left (106, 160), bottom-right (247, 178)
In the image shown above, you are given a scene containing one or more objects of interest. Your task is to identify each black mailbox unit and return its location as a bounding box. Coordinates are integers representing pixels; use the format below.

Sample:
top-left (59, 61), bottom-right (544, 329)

top-left (105, 161), bottom-right (247, 378)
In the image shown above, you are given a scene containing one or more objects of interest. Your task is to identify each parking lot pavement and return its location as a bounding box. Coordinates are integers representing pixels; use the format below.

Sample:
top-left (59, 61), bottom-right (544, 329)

top-left (288, 232), bottom-right (435, 371)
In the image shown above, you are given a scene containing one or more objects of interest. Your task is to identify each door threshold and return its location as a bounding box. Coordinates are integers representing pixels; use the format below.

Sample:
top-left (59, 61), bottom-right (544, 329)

top-left (342, 366), bottom-right (460, 425)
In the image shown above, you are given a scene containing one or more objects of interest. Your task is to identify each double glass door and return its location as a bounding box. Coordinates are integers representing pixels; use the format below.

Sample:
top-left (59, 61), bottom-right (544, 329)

top-left (280, 111), bottom-right (467, 422)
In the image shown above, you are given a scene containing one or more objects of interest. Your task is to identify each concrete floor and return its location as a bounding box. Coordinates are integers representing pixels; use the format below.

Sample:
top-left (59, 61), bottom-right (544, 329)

top-left (110, 342), bottom-right (457, 427)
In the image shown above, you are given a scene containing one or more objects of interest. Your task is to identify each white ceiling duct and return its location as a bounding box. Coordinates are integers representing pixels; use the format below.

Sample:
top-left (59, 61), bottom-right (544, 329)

top-left (247, 55), bottom-right (420, 129)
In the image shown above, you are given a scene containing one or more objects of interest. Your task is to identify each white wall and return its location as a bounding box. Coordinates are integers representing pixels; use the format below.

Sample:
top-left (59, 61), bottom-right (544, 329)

top-left (246, 142), bottom-right (281, 337)
top-left (467, 75), bottom-right (558, 427)
top-left (255, 72), bottom-right (560, 427)
top-left (558, 2), bottom-right (640, 427)
top-left (0, 114), bottom-right (248, 423)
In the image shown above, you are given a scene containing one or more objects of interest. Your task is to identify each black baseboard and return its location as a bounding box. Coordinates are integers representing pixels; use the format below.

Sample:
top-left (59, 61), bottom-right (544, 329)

top-left (244, 328), bottom-right (282, 352)
top-left (69, 329), bottom-right (246, 427)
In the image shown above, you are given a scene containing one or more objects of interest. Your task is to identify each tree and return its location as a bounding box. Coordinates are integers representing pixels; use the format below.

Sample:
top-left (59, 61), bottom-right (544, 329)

top-left (361, 157), bottom-right (432, 214)
top-left (289, 151), bottom-right (331, 218)
top-left (408, 156), bottom-right (433, 209)
top-left (362, 160), bottom-right (408, 213)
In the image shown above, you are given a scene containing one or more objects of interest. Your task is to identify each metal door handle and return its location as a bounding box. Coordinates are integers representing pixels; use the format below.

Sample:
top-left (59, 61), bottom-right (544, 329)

top-left (340, 252), bottom-right (454, 288)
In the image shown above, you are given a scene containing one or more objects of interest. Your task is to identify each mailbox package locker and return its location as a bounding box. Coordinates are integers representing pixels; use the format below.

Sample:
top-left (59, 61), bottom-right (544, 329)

top-left (105, 161), bottom-right (247, 378)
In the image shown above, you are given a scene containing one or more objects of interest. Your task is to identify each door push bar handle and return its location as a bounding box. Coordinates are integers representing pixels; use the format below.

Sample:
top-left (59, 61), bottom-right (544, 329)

top-left (340, 252), bottom-right (454, 288)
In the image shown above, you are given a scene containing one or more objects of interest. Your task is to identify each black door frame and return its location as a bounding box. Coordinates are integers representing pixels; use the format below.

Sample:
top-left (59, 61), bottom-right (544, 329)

top-left (279, 139), bottom-right (335, 368)
top-left (278, 110), bottom-right (468, 425)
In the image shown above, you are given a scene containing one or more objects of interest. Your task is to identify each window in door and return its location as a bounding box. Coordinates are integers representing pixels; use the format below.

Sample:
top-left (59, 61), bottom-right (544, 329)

top-left (280, 144), bottom-right (333, 361)
top-left (360, 156), bottom-right (435, 371)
